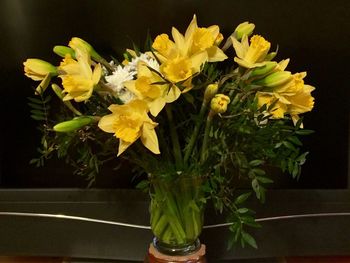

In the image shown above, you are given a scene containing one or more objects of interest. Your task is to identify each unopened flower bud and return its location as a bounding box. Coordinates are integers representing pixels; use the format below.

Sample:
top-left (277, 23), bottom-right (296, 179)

top-left (210, 94), bottom-right (230, 114)
top-left (69, 37), bottom-right (102, 60)
top-left (204, 83), bottom-right (219, 102)
top-left (234, 22), bottom-right (255, 40)
top-left (53, 116), bottom-right (94, 132)
top-left (264, 51), bottom-right (277, 61)
top-left (255, 71), bottom-right (292, 88)
top-left (23, 59), bottom-right (58, 81)
top-left (250, 61), bottom-right (277, 77)
top-left (53, 46), bottom-right (75, 58)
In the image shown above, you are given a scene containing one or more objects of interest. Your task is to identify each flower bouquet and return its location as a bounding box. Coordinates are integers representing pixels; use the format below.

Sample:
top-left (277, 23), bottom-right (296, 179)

top-left (24, 15), bottom-right (315, 257)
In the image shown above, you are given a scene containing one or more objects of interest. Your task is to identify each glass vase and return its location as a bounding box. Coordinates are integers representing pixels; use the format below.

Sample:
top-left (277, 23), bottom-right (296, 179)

top-left (149, 176), bottom-right (205, 256)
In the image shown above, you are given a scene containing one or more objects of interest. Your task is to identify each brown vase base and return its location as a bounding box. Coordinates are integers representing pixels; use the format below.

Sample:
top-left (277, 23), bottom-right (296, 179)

top-left (144, 243), bottom-right (207, 263)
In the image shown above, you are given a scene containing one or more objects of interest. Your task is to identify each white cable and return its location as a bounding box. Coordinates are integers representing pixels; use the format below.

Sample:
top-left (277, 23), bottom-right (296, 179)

top-left (1, 211), bottom-right (350, 229)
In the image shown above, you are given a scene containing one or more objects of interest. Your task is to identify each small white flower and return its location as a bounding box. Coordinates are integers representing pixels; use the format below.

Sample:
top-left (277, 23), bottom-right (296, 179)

top-left (127, 53), bottom-right (160, 72)
top-left (105, 65), bottom-right (134, 93)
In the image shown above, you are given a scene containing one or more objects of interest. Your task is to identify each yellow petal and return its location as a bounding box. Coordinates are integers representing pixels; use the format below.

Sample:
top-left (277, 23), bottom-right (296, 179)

top-left (149, 98), bottom-right (166, 117)
top-left (117, 140), bottom-right (133, 156)
top-left (141, 122), bottom-right (160, 154)
top-left (190, 51), bottom-right (208, 73)
top-left (207, 25), bottom-right (220, 39)
top-left (98, 114), bottom-right (117, 133)
top-left (124, 80), bottom-right (142, 98)
top-left (75, 48), bottom-right (92, 79)
top-left (92, 63), bottom-right (102, 85)
top-left (231, 36), bottom-right (245, 59)
top-left (185, 14), bottom-right (198, 40)
top-left (172, 27), bottom-right (186, 56)
top-left (165, 85), bottom-right (181, 103)
top-left (206, 46), bottom-right (228, 62)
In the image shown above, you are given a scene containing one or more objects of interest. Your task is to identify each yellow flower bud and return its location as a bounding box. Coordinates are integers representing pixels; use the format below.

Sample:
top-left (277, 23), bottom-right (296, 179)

top-left (69, 37), bottom-right (101, 60)
top-left (210, 94), bottom-right (230, 114)
top-left (255, 71), bottom-right (292, 88)
top-left (250, 61), bottom-right (277, 77)
top-left (234, 22), bottom-right (255, 40)
top-left (23, 59), bottom-right (57, 81)
top-left (53, 46), bottom-right (75, 58)
top-left (204, 83), bottom-right (219, 102)
top-left (53, 116), bottom-right (94, 132)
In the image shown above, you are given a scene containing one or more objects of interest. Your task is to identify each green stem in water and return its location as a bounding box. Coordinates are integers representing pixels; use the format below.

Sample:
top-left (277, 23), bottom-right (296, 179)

top-left (165, 105), bottom-right (183, 170)
top-left (200, 111), bottom-right (214, 164)
top-left (184, 101), bottom-right (208, 165)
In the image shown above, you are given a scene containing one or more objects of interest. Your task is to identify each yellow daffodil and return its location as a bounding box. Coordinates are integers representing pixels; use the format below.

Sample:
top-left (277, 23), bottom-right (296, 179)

top-left (98, 99), bottom-right (160, 156)
top-left (256, 92), bottom-right (288, 118)
top-left (152, 34), bottom-right (177, 60)
top-left (185, 15), bottom-right (227, 62)
top-left (256, 72), bottom-right (315, 122)
top-left (287, 84), bottom-right (315, 125)
top-left (58, 47), bottom-right (102, 102)
top-left (152, 15), bottom-right (227, 89)
top-left (124, 62), bottom-right (181, 116)
top-left (232, 34), bottom-right (271, 68)
top-left (23, 59), bottom-right (58, 81)
top-left (210, 94), bottom-right (230, 114)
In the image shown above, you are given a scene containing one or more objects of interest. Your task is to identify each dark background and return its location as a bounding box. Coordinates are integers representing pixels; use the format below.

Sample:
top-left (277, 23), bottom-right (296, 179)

top-left (0, 0), bottom-right (349, 189)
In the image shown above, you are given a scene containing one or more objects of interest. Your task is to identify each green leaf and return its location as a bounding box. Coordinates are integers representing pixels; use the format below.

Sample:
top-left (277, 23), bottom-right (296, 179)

top-left (234, 192), bottom-right (251, 205)
top-left (28, 97), bottom-right (44, 104)
top-left (132, 42), bottom-right (141, 56)
top-left (28, 102), bottom-right (44, 110)
top-left (242, 231), bottom-right (258, 249)
top-left (287, 136), bottom-right (302, 146)
top-left (30, 109), bottom-right (46, 116)
top-left (237, 208), bottom-right (249, 214)
top-left (256, 176), bottom-right (273, 184)
top-left (30, 115), bottom-right (46, 121)
top-left (251, 168), bottom-right (266, 176)
top-left (295, 129), bottom-right (314, 135)
top-left (241, 216), bottom-right (261, 228)
top-left (283, 141), bottom-right (296, 151)
top-left (249, 160), bottom-right (264, 167)
top-left (251, 178), bottom-right (260, 199)
top-left (292, 162), bottom-right (300, 178)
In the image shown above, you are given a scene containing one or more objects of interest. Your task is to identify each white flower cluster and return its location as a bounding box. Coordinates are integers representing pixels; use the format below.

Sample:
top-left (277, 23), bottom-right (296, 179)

top-left (105, 53), bottom-right (159, 103)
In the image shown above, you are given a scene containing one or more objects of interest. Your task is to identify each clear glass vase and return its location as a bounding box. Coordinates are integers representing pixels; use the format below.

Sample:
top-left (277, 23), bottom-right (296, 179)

top-left (149, 176), bottom-right (205, 256)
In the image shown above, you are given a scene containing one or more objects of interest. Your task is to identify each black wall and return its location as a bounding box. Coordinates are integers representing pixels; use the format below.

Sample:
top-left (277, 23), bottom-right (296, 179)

top-left (1, 0), bottom-right (349, 188)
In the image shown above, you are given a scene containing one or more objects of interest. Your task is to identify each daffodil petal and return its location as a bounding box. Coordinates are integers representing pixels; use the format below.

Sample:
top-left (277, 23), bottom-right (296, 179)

top-left (231, 36), bottom-right (245, 59)
top-left (172, 27), bottom-right (186, 56)
top-left (124, 80), bottom-right (143, 98)
top-left (165, 85), bottom-right (181, 103)
top-left (185, 15), bottom-right (198, 40)
top-left (206, 46), bottom-right (228, 62)
top-left (92, 63), bottom-right (102, 85)
top-left (149, 98), bottom-right (166, 117)
top-left (207, 25), bottom-right (219, 38)
top-left (141, 123), bottom-right (160, 154)
top-left (190, 51), bottom-right (208, 73)
top-left (98, 114), bottom-right (117, 133)
top-left (117, 140), bottom-right (133, 156)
